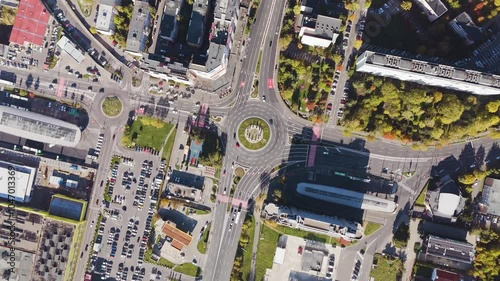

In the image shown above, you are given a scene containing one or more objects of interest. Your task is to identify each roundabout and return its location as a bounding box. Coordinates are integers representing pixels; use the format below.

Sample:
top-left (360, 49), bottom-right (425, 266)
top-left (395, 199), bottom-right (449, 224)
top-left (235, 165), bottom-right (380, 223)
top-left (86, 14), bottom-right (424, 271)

top-left (101, 96), bottom-right (123, 118)
top-left (237, 117), bottom-right (271, 150)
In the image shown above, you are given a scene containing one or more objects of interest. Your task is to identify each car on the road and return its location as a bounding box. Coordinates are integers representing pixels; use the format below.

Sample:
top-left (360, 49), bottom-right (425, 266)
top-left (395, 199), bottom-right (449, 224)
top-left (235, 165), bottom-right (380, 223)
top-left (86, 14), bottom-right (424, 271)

top-left (223, 186), bottom-right (227, 195)
top-left (49, 84), bottom-right (54, 90)
top-left (223, 169), bottom-right (226, 176)
top-left (298, 246), bottom-right (303, 254)
top-left (71, 83), bottom-right (77, 88)
top-left (235, 142), bottom-right (240, 148)
top-left (88, 86), bottom-right (92, 91)
top-left (262, 95), bottom-right (266, 102)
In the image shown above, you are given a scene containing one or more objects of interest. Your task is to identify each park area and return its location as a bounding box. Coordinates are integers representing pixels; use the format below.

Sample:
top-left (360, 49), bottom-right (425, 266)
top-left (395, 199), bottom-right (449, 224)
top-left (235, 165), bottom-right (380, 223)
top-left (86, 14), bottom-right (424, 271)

top-left (237, 117), bottom-right (271, 150)
top-left (121, 116), bottom-right (174, 151)
top-left (101, 97), bottom-right (122, 117)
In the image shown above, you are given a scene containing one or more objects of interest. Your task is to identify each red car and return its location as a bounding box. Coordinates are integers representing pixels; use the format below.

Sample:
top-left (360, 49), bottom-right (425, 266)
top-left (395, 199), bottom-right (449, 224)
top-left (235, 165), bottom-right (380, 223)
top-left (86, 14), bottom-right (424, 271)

top-left (340, 98), bottom-right (346, 104)
top-left (223, 169), bottom-right (226, 176)
top-left (326, 103), bottom-right (333, 111)
top-left (235, 142), bottom-right (240, 148)
top-left (298, 246), bottom-right (303, 254)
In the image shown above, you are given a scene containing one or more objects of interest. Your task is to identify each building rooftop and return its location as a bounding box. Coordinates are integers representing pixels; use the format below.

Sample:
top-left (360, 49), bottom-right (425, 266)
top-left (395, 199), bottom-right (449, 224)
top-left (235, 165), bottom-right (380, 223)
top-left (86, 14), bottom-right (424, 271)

top-left (480, 177), bottom-right (500, 216)
top-left (427, 175), bottom-right (465, 219)
top-left (186, 0), bottom-right (209, 47)
top-left (449, 12), bottom-right (483, 46)
top-left (423, 235), bottom-right (474, 265)
top-left (296, 182), bottom-right (397, 213)
top-left (57, 36), bottom-right (85, 63)
top-left (125, 0), bottom-right (151, 54)
top-left (414, 0), bottom-right (448, 22)
top-left (160, 0), bottom-right (183, 41)
top-left (168, 170), bottom-right (205, 189)
top-left (357, 51), bottom-right (500, 95)
top-left (0, 160), bottom-right (36, 203)
top-left (9, 0), bottom-right (50, 46)
top-left (95, 2), bottom-right (115, 33)
top-left (0, 105), bottom-right (81, 147)
top-left (432, 268), bottom-right (461, 281)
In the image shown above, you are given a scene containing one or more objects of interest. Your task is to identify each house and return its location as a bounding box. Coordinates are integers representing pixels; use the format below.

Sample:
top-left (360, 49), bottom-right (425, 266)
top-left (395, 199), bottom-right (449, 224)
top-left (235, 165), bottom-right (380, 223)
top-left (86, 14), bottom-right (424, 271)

top-left (356, 51), bottom-right (500, 96)
top-left (297, 14), bottom-right (341, 48)
top-left (165, 170), bottom-right (205, 201)
top-left (478, 177), bottom-right (500, 220)
top-left (425, 175), bottom-right (466, 222)
top-left (186, 0), bottom-right (209, 48)
top-left (125, 0), bottom-right (151, 56)
top-left (448, 12), bottom-right (483, 46)
top-left (431, 268), bottom-right (462, 281)
top-left (413, 0), bottom-right (448, 22)
top-left (418, 235), bottom-right (475, 271)
top-left (95, 0), bottom-right (115, 35)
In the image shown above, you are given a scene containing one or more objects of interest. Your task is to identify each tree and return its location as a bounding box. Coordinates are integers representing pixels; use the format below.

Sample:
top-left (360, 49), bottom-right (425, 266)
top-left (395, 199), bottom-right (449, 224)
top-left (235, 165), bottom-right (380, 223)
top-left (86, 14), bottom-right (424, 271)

top-left (279, 35), bottom-right (293, 51)
top-left (89, 27), bottom-right (97, 34)
top-left (471, 230), bottom-right (500, 280)
top-left (345, 2), bottom-right (360, 11)
top-left (458, 173), bottom-right (476, 185)
top-left (293, 4), bottom-right (301, 15)
top-left (0, 6), bottom-right (17, 26)
top-left (486, 100), bottom-right (500, 113)
top-left (332, 54), bottom-right (342, 66)
top-left (401, 0), bottom-right (412, 10)
top-left (272, 189), bottom-right (282, 201)
top-left (436, 95), bottom-right (464, 124)
top-left (353, 39), bottom-right (363, 50)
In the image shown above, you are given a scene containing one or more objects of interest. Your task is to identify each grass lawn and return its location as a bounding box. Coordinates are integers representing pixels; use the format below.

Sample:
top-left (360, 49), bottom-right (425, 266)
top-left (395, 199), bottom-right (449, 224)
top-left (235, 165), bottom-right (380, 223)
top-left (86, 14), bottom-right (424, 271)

top-left (237, 118), bottom-right (271, 150)
top-left (124, 117), bottom-right (173, 151)
top-left (234, 167), bottom-right (245, 178)
top-left (415, 180), bottom-right (429, 207)
top-left (255, 225), bottom-right (280, 281)
top-left (76, 0), bottom-right (93, 17)
top-left (174, 263), bottom-right (200, 277)
top-left (161, 126), bottom-right (176, 164)
top-left (197, 225), bottom-right (210, 254)
top-left (364, 222), bottom-right (382, 236)
top-left (241, 216), bottom-right (256, 280)
top-left (265, 221), bottom-right (332, 243)
top-left (370, 254), bottom-right (403, 281)
top-left (144, 248), bottom-right (175, 268)
top-left (101, 97), bottom-right (122, 117)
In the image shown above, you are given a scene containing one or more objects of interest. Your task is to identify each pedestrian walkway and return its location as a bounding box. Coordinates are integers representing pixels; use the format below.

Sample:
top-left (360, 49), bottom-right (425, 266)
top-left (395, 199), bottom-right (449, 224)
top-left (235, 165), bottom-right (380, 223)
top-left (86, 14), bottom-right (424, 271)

top-left (402, 218), bottom-right (420, 281)
top-left (307, 125), bottom-right (321, 167)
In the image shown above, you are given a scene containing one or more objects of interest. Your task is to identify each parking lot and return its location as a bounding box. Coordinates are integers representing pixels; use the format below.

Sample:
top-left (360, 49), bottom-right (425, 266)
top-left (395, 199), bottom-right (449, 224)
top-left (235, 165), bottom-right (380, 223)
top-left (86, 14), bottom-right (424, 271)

top-left (88, 154), bottom-right (165, 281)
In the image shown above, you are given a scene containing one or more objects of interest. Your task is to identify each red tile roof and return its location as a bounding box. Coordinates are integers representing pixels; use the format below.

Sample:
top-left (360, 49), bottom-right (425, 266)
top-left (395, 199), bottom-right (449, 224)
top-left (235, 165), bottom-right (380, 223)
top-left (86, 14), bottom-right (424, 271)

top-left (9, 0), bottom-right (50, 46)
top-left (435, 269), bottom-right (460, 281)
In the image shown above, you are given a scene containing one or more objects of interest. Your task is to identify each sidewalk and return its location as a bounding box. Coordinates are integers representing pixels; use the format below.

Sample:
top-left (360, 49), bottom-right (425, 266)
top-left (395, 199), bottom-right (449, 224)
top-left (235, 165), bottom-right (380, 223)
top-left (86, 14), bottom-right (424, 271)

top-left (402, 218), bottom-right (421, 281)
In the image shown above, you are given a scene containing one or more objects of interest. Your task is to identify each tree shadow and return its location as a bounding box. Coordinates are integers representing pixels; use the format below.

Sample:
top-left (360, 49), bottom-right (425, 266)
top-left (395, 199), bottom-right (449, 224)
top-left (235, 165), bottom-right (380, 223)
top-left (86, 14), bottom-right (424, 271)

top-left (25, 74), bottom-right (33, 89)
top-left (34, 76), bottom-right (40, 90)
top-left (458, 143), bottom-right (476, 172)
top-left (475, 145), bottom-right (486, 168)
top-left (485, 142), bottom-right (500, 170)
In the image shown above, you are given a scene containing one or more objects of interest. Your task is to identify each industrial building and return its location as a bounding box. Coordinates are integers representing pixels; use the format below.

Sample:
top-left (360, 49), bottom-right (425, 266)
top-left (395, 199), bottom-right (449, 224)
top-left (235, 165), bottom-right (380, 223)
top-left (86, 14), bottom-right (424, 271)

top-left (296, 182), bottom-right (397, 213)
top-left (0, 105), bottom-right (81, 147)
top-left (57, 36), bottom-right (85, 63)
top-left (0, 160), bottom-right (36, 203)
top-left (355, 51), bottom-right (500, 96)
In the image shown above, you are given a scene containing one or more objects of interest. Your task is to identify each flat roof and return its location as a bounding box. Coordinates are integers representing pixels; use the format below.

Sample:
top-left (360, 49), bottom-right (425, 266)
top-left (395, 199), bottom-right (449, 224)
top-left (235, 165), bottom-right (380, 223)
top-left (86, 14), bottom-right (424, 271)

top-left (0, 105), bottom-right (81, 147)
top-left (296, 182), bottom-right (397, 213)
top-left (481, 177), bottom-right (500, 216)
top-left (57, 36), bottom-right (85, 63)
top-left (424, 235), bottom-right (474, 264)
top-left (126, 0), bottom-right (151, 53)
top-left (95, 4), bottom-right (114, 32)
top-left (9, 0), bottom-right (49, 46)
top-left (0, 160), bottom-right (36, 202)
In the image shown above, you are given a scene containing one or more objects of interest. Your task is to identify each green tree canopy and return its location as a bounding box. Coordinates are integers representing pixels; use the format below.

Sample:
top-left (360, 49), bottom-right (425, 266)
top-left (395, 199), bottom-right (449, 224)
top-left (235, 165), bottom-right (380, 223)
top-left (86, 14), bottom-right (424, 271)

top-left (436, 95), bottom-right (464, 124)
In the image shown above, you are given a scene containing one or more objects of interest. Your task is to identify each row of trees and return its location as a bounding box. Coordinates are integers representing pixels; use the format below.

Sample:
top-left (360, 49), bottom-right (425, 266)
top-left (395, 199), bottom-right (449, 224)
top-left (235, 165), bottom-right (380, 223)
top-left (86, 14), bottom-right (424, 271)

top-left (470, 230), bottom-right (500, 280)
top-left (230, 216), bottom-right (254, 281)
top-left (341, 75), bottom-right (500, 145)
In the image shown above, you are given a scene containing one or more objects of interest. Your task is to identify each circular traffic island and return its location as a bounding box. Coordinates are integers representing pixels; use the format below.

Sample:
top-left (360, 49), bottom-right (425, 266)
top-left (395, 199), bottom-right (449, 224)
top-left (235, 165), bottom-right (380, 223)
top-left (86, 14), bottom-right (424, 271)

top-left (237, 117), bottom-right (271, 150)
top-left (101, 96), bottom-right (123, 118)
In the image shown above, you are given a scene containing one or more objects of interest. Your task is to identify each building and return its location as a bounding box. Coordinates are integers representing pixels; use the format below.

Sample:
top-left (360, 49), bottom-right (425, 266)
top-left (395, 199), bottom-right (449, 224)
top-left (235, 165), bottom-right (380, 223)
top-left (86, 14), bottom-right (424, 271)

top-left (165, 170), bottom-right (205, 201)
top-left (300, 0), bottom-right (320, 13)
top-left (125, 0), bottom-right (151, 56)
top-left (263, 203), bottom-right (363, 239)
top-left (159, 209), bottom-right (197, 251)
top-left (425, 175), bottom-right (465, 222)
top-left (49, 170), bottom-right (80, 189)
top-left (466, 33), bottom-right (500, 74)
top-left (0, 0), bottom-right (19, 8)
top-left (188, 0), bottom-right (239, 79)
top-left (297, 14), bottom-right (341, 48)
top-left (413, 0), bottom-right (448, 22)
top-left (186, 0), bottom-right (209, 48)
top-left (0, 160), bottom-right (36, 203)
top-left (431, 268), bottom-right (462, 281)
top-left (448, 12), bottom-right (483, 46)
top-left (159, 0), bottom-right (184, 42)
top-left (418, 235), bottom-right (475, 271)
top-left (0, 105), bottom-right (82, 147)
top-left (57, 36), bottom-right (85, 63)
top-left (8, 0), bottom-right (50, 47)
top-left (478, 177), bottom-right (500, 218)
top-left (95, 0), bottom-right (115, 35)
top-left (140, 54), bottom-right (193, 85)
top-left (48, 195), bottom-right (87, 221)
top-left (296, 182), bottom-right (397, 213)
top-left (356, 51), bottom-right (500, 95)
